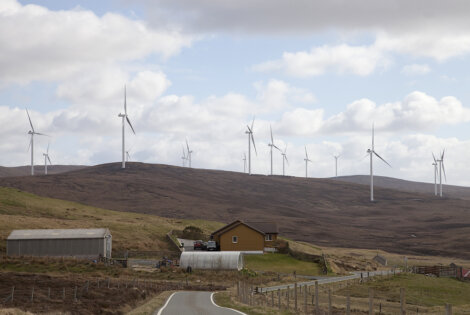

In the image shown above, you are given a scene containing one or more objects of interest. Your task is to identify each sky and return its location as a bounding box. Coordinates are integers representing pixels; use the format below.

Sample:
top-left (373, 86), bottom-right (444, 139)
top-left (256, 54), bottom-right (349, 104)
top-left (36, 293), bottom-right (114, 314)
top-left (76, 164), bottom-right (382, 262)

top-left (1, 0), bottom-right (470, 185)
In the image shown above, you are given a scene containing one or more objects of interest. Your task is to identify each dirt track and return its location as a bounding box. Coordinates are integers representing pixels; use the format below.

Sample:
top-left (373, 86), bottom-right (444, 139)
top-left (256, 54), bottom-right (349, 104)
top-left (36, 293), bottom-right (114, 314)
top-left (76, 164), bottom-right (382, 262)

top-left (1, 162), bottom-right (469, 259)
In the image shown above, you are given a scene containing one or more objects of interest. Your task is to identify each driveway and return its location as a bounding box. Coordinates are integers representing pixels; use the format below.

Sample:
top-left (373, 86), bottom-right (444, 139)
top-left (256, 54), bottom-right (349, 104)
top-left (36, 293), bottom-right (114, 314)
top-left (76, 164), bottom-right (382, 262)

top-left (177, 238), bottom-right (195, 252)
top-left (155, 291), bottom-right (246, 315)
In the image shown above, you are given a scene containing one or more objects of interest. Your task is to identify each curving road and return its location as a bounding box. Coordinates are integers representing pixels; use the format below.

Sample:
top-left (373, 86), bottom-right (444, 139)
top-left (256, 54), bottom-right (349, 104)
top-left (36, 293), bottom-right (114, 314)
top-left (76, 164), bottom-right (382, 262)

top-left (155, 291), bottom-right (246, 315)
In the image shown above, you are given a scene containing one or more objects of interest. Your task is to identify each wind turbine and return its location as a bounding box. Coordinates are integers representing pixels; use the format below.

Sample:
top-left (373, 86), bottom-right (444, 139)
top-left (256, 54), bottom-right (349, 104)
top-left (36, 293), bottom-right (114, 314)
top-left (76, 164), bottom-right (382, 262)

top-left (26, 109), bottom-right (48, 176)
top-left (43, 143), bottom-right (52, 175)
top-left (268, 125), bottom-right (281, 175)
top-left (186, 139), bottom-right (193, 168)
top-left (126, 150), bottom-right (131, 162)
top-left (118, 85), bottom-right (135, 169)
top-left (303, 146), bottom-right (312, 178)
top-left (366, 124), bottom-right (391, 202)
top-left (243, 153), bottom-right (247, 173)
top-left (281, 145), bottom-right (288, 176)
top-left (334, 155), bottom-right (341, 177)
top-left (436, 150), bottom-right (447, 197)
top-left (432, 154), bottom-right (438, 196)
top-left (182, 145), bottom-right (187, 167)
top-left (245, 117), bottom-right (257, 175)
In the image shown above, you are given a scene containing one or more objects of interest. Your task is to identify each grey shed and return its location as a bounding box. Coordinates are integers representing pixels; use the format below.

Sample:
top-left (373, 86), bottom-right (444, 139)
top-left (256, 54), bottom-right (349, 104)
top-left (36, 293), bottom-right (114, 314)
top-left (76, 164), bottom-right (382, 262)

top-left (7, 228), bottom-right (112, 259)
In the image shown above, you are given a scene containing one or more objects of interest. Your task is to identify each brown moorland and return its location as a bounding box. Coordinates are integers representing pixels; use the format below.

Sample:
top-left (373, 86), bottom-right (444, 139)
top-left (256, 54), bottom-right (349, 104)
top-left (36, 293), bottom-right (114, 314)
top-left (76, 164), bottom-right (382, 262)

top-left (0, 165), bottom-right (87, 177)
top-left (0, 162), bottom-right (469, 259)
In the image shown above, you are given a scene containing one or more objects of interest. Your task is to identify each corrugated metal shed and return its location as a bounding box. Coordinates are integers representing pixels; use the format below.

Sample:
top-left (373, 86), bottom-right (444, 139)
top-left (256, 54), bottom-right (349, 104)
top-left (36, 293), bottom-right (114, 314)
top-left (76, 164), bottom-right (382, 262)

top-left (6, 228), bottom-right (112, 259)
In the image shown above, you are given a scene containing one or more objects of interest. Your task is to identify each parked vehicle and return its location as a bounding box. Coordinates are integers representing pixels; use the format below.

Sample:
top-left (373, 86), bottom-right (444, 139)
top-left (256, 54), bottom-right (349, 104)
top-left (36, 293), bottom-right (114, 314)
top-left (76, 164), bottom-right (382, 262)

top-left (193, 240), bottom-right (206, 250)
top-left (206, 240), bottom-right (217, 251)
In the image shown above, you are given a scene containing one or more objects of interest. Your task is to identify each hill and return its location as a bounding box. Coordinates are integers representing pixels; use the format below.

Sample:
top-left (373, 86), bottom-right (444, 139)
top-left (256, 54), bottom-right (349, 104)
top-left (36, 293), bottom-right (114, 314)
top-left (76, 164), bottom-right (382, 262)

top-left (0, 186), bottom-right (222, 253)
top-left (0, 165), bottom-right (87, 177)
top-left (333, 175), bottom-right (470, 200)
top-left (0, 162), bottom-right (469, 259)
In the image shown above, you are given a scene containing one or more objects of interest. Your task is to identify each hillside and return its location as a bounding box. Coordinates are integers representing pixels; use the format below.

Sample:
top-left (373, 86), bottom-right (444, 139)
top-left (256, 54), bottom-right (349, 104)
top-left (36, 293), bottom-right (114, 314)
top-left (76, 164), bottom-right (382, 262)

top-left (333, 175), bottom-right (470, 200)
top-left (0, 162), bottom-right (469, 259)
top-left (0, 165), bottom-right (87, 177)
top-left (0, 186), bottom-right (223, 253)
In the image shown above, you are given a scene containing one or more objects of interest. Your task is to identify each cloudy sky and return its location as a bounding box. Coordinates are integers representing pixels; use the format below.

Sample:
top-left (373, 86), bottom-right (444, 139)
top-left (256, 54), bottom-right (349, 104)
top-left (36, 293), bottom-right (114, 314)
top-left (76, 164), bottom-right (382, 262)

top-left (1, 0), bottom-right (470, 185)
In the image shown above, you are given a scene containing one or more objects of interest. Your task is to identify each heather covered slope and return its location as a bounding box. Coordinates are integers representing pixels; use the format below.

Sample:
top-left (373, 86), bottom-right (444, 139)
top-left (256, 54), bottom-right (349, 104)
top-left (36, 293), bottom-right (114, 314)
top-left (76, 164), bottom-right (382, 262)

top-left (333, 175), bottom-right (470, 200)
top-left (0, 162), bottom-right (469, 259)
top-left (0, 165), bottom-right (87, 177)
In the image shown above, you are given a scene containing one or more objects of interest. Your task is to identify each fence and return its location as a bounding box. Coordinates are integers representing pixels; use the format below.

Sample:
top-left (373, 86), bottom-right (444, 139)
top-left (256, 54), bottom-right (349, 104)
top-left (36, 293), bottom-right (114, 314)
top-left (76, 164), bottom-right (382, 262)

top-left (234, 275), bottom-right (455, 314)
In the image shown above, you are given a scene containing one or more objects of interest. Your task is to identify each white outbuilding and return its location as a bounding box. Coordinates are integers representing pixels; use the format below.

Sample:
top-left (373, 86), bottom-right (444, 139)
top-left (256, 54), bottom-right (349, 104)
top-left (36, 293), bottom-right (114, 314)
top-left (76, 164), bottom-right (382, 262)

top-left (179, 251), bottom-right (244, 271)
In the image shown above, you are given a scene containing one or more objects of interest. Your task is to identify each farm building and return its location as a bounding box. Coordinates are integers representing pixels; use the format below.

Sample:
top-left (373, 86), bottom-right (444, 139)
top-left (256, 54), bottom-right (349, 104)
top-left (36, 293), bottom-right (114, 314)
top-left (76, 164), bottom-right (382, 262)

top-left (7, 228), bottom-right (112, 259)
top-left (211, 220), bottom-right (278, 252)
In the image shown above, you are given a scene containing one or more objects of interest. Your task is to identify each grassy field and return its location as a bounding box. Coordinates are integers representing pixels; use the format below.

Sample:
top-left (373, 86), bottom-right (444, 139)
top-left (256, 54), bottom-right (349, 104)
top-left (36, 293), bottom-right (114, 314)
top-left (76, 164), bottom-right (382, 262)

top-left (0, 187), bottom-right (223, 253)
top-left (337, 273), bottom-right (470, 307)
top-left (245, 253), bottom-right (323, 276)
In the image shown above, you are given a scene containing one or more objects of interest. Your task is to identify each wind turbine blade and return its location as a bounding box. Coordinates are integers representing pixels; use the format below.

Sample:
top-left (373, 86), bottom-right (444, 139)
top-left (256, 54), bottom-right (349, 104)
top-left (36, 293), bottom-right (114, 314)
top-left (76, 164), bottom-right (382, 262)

top-left (35, 132), bottom-right (49, 137)
top-left (47, 155), bottom-right (52, 165)
top-left (186, 139), bottom-right (190, 153)
top-left (126, 116), bottom-right (136, 134)
top-left (124, 85), bottom-right (127, 115)
top-left (251, 116), bottom-right (255, 131)
top-left (441, 149), bottom-right (445, 160)
top-left (26, 108), bottom-right (35, 132)
top-left (27, 138), bottom-right (32, 152)
top-left (285, 155), bottom-right (289, 165)
top-left (372, 123), bottom-right (375, 149)
top-left (305, 146), bottom-right (309, 160)
top-left (251, 134), bottom-right (257, 155)
top-left (432, 153), bottom-right (437, 163)
top-left (270, 124), bottom-right (273, 144)
top-left (47, 142), bottom-right (49, 154)
top-left (442, 161), bottom-right (447, 182)
top-left (273, 144), bottom-right (281, 151)
top-left (373, 151), bottom-right (391, 167)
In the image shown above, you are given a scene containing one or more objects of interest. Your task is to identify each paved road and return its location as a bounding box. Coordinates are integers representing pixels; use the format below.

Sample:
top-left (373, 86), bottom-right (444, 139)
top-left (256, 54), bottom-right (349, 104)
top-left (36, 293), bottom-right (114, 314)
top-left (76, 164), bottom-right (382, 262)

top-left (258, 269), bottom-right (400, 293)
top-left (155, 291), bottom-right (246, 315)
top-left (177, 238), bottom-right (195, 251)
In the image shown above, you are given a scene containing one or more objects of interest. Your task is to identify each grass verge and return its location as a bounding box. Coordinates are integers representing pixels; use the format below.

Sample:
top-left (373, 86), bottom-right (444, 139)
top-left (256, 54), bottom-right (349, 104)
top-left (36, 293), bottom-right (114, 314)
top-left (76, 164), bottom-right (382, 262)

top-left (245, 253), bottom-right (322, 276)
top-left (213, 291), bottom-right (295, 315)
top-left (126, 290), bottom-right (177, 315)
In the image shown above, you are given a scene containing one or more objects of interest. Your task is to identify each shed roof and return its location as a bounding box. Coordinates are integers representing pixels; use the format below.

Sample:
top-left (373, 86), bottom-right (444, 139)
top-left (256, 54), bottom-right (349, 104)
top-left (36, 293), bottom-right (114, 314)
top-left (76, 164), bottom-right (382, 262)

top-left (7, 228), bottom-right (110, 240)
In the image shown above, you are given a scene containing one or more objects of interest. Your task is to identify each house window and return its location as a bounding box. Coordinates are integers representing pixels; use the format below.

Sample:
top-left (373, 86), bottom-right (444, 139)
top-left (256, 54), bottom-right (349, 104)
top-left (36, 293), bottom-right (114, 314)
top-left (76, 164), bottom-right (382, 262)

top-left (265, 234), bottom-right (273, 241)
top-left (232, 236), bottom-right (238, 243)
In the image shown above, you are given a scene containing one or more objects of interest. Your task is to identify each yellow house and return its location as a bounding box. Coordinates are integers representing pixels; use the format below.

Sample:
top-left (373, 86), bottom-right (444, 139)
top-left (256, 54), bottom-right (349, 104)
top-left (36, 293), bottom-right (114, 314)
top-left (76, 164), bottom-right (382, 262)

top-left (211, 220), bottom-right (278, 252)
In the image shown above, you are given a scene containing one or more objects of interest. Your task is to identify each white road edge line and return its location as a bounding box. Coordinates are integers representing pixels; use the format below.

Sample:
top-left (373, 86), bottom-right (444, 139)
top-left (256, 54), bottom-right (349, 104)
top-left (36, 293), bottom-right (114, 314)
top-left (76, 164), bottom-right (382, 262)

top-left (156, 292), bottom-right (177, 315)
top-left (210, 292), bottom-right (247, 315)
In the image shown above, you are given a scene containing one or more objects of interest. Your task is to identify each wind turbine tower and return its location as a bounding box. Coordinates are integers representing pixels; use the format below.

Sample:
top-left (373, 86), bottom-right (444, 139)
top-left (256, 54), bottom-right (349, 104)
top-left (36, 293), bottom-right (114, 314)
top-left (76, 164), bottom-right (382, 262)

top-left (43, 143), bottom-right (52, 175)
top-left (245, 118), bottom-right (257, 175)
top-left (281, 145), bottom-right (288, 176)
top-left (366, 124), bottom-right (391, 202)
top-left (303, 146), bottom-right (312, 178)
top-left (432, 154), bottom-right (438, 196)
top-left (268, 125), bottom-right (280, 175)
top-left (334, 155), bottom-right (341, 177)
top-left (118, 86), bottom-right (135, 169)
top-left (436, 150), bottom-right (446, 197)
top-left (26, 109), bottom-right (48, 176)
top-left (186, 139), bottom-right (193, 168)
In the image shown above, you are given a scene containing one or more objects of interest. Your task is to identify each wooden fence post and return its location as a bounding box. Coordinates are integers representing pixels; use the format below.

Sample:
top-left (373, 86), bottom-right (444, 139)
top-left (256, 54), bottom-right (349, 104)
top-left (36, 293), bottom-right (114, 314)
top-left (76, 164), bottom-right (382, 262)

top-left (446, 304), bottom-right (453, 315)
top-left (287, 286), bottom-right (290, 310)
top-left (346, 293), bottom-right (350, 315)
top-left (294, 282), bottom-right (298, 311)
top-left (369, 288), bottom-right (374, 314)
top-left (400, 288), bottom-right (406, 315)
top-left (11, 286), bottom-right (14, 302)
top-left (271, 290), bottom-right (274, 307)
top-left (48, 287), bottom-right (51, 299)
top-left (278, 289), bottom-right (281, 309)
top-left (74, 286), bottom-right (78, 302)
top-left (237, 281), bottom-right (240, 300)
top-left (31, 287), bottom-right (34, 303)
top-left (304, 285), bottom-right (307, 314)
top-left (62, 288), bottom-right (65, 300)
top-left (315, 281), bottom-right (319, 315)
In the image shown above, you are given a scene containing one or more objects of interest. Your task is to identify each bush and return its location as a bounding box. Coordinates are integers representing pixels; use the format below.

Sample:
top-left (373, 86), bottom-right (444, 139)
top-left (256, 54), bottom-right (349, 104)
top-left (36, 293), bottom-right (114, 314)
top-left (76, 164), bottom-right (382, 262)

top-left (181, 226), bottom-right (207, 240)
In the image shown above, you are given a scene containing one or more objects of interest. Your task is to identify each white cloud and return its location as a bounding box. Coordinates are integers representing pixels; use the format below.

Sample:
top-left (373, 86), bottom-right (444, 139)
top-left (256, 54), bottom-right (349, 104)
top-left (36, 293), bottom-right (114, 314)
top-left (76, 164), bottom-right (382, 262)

top-left (401, 64), bottom-right (431, 76)
top-left (254, 44), bottom-right (390, 77)
top-left (0, 0), bottom-right (193, 85)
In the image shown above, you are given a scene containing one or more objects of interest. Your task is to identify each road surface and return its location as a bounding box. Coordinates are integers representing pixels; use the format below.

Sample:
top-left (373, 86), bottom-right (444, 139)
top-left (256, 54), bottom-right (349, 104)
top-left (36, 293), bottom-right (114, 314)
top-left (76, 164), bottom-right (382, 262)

top-left (155, 291), bottom-right (246, 315)
top-left (258, 269), bottom-right (400, 293)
